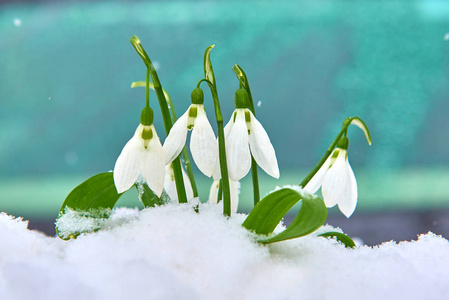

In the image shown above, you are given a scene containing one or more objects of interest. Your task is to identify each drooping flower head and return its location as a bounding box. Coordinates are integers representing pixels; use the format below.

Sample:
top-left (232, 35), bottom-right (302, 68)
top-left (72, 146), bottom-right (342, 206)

top-left (224, 88), bottom-right (279, 181)
top-left (113, 107), bottom-right (166, 196)
top-left (163, 88), bottom-right (218, 177)
top-left (304, 137), bottom-right (357, 218)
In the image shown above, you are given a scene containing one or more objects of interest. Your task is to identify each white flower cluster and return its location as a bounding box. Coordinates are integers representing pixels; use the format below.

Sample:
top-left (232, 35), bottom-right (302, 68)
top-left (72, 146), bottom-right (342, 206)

top-left (112, 89), bottom-right (360, 218)
top-left (113, 89), bottom-right (279, 213)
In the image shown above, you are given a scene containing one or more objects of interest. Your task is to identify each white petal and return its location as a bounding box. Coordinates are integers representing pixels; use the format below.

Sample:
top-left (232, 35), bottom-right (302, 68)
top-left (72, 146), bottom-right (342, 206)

top-left (182, 164), bottom-right (194, 200)
top-left (207, 179), bottom-right (240, 213)
top-left (164, 163), bottom-right (194, 202)
top-left (190, 105), bottom-right (218, 177)
top-left (140, 126), bottom-right (166, 197)
top-left (247, 111), bottom-right (279, 179)
top-left (230, 180), bottom-right (241, 213)
top-left (163, 110), bottom-right (189, 164)
top-left (321, 150), bottom-right (349, 208)
top-left (337, 157), bottom-right (358, 218)
top-left (303, 153), bottom-right (333, 194)
top-left (226, 109), bottom-right (251, 181)
top-left (113, 125), bottom-right (145, 193)
top-left (212, 157), bottom-right (221, 181)
top-left (223, 111), bottom-right (235, 138)
top-left (208, 180), bottom-right (220, 204)
top-left (163, 164), bottom-right (177, 202)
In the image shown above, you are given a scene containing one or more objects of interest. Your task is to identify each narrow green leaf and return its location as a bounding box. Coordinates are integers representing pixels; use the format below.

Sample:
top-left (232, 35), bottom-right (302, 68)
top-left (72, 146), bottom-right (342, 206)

top-left (55, 172), bottom-right (123, 239)
top-left (243, 188), bottom-right (302, 235)
top-left (259, 195), bottom-right (327, 244)
top-left (204, 44), bottom-right (216, 85)
top-left (349, 117), bottom-right (372, 145)
top-left (319, 231), bottom-right (356, 248)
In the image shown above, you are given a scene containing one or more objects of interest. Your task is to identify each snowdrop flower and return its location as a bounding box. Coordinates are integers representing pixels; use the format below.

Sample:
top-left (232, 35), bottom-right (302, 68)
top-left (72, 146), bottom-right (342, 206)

top-left (304, 137), bottom-right (357, 218)
top-left (209, 180), bottom-right (241, 213)
top-left (164, 163), bottom-right (194, 202)
top-left (224, 88), bottom-right (279, 181)
top-left (164, 88), bottom-right (218, 177)
top-left (113, 107), bottom-right (165, 196)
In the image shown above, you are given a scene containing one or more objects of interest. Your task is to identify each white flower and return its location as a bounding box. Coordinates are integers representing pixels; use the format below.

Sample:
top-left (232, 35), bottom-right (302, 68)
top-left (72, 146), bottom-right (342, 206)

top-left (163, 104), bottom-right (218, 178)
top-left (208, 180), bottom-right (241, 213)
top-left (113, 124), bottom-right (165, 196)
top-left (164, 163), bottom-right (194, 202)
top-left (303, 147), bottom-right (357, 218)
top-left (224, 108), bottom-right (279, 181)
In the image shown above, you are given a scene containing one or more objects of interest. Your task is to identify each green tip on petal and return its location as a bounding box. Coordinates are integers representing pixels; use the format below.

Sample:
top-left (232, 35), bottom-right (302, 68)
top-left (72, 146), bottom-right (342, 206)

top-left (234, 88), bottom-right (250, 109)
top-left (141, 126), bottom-right (153, 140)
top-left (140, 107), bottom-right (154, 126)
top-left (191, 88), bottom-right (204, 105)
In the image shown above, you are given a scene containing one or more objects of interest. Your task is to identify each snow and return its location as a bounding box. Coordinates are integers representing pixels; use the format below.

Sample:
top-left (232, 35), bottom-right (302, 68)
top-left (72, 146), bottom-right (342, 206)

top-left (1, 204), bottom-right (449, 300)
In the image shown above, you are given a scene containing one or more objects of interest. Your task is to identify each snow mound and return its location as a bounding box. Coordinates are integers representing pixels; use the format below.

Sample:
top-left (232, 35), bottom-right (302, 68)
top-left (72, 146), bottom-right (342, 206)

top-left (1, 204), bottom-right (448, 300)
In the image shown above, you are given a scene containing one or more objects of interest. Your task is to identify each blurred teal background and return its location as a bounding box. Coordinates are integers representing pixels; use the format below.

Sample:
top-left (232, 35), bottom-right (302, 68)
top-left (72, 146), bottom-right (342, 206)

top-left (1, 0), bottom-right (449, 224)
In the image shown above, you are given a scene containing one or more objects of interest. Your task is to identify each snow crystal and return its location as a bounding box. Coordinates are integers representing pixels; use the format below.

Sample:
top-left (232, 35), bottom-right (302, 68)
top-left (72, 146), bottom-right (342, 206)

top-left (269, 184), bottom-right (317, 199)
top-left (1, 204), bottom-right (449, 300)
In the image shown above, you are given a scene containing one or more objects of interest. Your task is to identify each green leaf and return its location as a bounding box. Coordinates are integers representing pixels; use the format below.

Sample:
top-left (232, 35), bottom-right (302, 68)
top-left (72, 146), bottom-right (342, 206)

top-left (319, 231), bottom-right (356, 248)
top-left (348, 117), bottom-right (372, 145)
top-left (259, 194), bottom-right (328, 244)
top-left (55, 172), bottom-right (123, 239)
top-left (135, 181), bottom-right (166, 208)
top-left (204, 44), bottom-right (216, 85)
top-left (232, 64), bottom-right (244, 83)
top-left (242, 188), bottom-right (302, 235)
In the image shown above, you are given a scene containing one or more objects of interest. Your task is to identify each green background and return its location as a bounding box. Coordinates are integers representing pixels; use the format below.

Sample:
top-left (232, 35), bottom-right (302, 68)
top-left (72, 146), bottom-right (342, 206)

top-left (1, 0), bottom-right (449, 220)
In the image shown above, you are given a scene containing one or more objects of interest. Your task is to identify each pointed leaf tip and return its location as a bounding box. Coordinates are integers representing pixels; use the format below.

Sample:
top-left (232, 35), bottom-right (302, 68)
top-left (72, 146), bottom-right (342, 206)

top-left (130, 36), bottom-right (141, 44)
top-left (319, 231), bottom-right (356, 248)
top-left (349, 117), bottom-right (372, 145)
top-left (204, 45), bottom-right (216, 85)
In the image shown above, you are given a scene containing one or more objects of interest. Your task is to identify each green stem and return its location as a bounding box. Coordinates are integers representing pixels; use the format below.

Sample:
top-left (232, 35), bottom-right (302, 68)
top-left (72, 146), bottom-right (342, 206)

top-left (130, 36), bottom-right (187, 204)
top-left (146, 68), bottom-right (150, 107)
top-left (164, 90), bottom-right (199, 198)
top-left (232, 64), bottom-right (260, 205)
top-left (199, 79), bottom-right (231, 216)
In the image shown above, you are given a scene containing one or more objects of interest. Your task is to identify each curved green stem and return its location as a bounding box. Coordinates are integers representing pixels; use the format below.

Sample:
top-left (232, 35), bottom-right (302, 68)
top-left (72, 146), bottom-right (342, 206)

top-left (299, 116), bottom-right (371, 188)
top-left (232, 64), bottom-right (260, 206)
top-left (199, 79), bottom-right (231, 216)
top-left (164, 90), bottom-right (199, 198)
top-left (146, 69), bottom-right (150, 108)
top-left (130, 36), bottom-right (187, 204)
